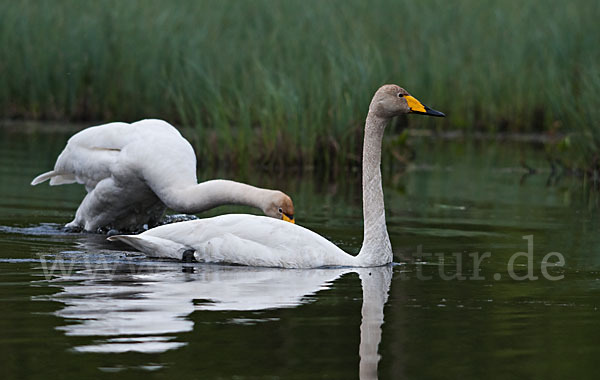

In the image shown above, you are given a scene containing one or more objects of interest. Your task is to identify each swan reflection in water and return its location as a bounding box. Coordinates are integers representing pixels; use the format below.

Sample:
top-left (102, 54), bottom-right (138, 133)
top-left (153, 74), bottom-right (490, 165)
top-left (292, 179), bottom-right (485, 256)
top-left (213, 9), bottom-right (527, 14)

top-left (38, 255), bottom-right (392, 377)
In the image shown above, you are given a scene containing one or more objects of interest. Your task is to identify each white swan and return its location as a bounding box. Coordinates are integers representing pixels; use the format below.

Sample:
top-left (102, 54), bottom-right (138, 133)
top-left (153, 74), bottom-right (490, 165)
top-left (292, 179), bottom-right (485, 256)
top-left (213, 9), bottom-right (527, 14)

top-left (31, 119), bottom-right (295, 232)
top-left (108, 85), bottom-right (444, 267)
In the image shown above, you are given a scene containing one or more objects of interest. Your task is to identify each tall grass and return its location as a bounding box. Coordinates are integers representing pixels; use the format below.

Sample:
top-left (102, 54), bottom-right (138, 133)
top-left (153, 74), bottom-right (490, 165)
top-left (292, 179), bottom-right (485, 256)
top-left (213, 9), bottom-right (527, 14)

top-left (1, 0), bottom-right (599, 167)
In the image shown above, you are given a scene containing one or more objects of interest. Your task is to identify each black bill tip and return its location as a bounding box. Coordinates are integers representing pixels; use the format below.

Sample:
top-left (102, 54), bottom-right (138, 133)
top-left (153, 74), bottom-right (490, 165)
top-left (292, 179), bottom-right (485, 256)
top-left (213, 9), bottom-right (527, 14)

top-left (424, 105), bottom-right (445, 117)
top-left (413, 105), bottom-right (446, 117)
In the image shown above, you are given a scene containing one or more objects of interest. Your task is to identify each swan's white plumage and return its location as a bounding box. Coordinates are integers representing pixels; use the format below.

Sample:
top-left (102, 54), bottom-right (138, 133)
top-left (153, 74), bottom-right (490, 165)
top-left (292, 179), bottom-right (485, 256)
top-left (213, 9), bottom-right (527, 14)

top-left (110, 214), bottom-right (356, 268)
top-left (32, 120), bottom-right (194, 231)
top-left (31, 119), bottom-right (294, 232)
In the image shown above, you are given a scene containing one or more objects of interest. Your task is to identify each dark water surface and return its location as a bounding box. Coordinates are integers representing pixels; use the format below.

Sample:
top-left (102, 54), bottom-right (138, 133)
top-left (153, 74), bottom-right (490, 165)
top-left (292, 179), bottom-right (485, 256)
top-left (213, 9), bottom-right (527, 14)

top-left (1, 128), bottom-right (599, 379)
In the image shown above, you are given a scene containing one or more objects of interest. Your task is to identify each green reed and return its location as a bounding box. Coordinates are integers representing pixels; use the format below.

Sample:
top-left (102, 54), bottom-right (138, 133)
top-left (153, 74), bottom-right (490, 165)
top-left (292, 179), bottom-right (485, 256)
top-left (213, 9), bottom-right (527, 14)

top-left (1, 0), bottom-right (599, 168)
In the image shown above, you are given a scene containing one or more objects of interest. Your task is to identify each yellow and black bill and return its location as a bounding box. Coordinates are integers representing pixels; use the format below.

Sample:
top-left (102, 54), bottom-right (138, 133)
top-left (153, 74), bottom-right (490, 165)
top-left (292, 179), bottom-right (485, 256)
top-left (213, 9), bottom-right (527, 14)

top-left (282, 213), bottom-right (295, 224)
top-left (405, 95), bottom-right (445, 117)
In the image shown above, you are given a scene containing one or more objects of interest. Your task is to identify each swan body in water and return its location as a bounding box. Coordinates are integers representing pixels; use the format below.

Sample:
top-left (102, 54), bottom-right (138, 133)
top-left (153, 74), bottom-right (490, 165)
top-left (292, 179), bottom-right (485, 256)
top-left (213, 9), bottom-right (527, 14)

top-left (31, 119), bottom-right (295, 232)
top-left (109, 85), bottom-right (444, 267)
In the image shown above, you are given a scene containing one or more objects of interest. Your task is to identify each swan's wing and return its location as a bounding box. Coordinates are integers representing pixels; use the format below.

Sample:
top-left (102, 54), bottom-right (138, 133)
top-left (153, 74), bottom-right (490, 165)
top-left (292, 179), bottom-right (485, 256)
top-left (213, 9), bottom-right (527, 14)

top-left (111, 214), bottom-right (355, 268)
top-left (31, 119), bottom-right (192, 190)
top-left (30, 122), bottom-right (133, 188)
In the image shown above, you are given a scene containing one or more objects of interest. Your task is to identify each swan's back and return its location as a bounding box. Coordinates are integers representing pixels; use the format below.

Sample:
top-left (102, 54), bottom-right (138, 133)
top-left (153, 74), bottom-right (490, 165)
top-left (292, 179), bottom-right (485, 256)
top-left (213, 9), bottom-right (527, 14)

top-left (33, 119), bottom-right (196, 189)
top-left (111, 214), bottom-right (356, 268)
top-left (49, 122), bottom-right (136, 187)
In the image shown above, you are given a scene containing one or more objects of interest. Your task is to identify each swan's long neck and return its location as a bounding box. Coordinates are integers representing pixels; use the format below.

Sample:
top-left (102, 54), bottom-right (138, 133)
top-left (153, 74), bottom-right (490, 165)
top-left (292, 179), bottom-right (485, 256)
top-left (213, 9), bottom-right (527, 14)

top-left (165, 180), bottom-right (272, 214)
top-left (357, 111), bottom-right (393, 266)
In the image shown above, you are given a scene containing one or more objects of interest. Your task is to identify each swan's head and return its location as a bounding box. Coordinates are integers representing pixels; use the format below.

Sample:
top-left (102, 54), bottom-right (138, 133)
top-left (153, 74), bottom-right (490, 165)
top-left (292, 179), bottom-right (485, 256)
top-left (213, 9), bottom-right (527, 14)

top-left (369, 84), bottom-right (445, 119)
top-left (264, 191), bottom-right (295, 223)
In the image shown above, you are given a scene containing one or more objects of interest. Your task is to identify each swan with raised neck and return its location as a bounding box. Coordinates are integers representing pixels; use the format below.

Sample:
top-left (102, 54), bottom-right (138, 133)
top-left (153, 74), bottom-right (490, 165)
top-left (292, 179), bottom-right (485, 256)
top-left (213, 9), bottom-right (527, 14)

top-left (109, 86), bottom-right (444, 267)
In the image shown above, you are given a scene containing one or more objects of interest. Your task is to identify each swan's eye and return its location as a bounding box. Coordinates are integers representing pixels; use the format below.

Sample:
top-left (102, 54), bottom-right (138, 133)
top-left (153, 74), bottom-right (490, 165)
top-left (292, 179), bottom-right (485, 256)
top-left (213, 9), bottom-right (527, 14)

top-left (398, 93), bottom-right (404, 98)
top-left (278, 208), bottom-right (283, 213)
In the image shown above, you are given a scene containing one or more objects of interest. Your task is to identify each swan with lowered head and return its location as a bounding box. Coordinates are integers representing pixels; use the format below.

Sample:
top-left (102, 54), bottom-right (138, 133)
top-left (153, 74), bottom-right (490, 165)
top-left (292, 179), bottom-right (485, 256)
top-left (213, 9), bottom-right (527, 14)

top-left (31, 119), bottom-right (295, 232)
top-left (108, 85), bottom-right (444, 267)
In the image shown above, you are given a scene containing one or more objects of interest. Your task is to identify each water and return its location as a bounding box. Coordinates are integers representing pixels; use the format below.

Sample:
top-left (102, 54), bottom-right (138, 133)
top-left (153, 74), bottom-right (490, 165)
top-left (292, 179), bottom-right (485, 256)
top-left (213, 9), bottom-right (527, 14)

top-left (1, 127), bottom-right (599, 379)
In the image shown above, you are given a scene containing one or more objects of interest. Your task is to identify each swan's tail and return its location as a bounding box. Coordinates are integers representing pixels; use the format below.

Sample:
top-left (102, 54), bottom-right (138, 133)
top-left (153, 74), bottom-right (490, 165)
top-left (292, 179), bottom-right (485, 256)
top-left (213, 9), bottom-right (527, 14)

top-left (107, 234), bottom-right (189, 260)
top-left (31, 170), bottom-right (76, 186)
top-left (31, 171), bottom-right (57, 185)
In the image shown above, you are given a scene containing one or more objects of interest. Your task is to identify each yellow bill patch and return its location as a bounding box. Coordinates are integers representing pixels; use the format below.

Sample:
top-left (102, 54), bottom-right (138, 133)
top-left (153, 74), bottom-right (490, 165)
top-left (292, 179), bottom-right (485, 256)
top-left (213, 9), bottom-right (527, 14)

top-left (282, 214), bottom-right (295, 224)
top-left (405, 95), bottom-right (426, 113)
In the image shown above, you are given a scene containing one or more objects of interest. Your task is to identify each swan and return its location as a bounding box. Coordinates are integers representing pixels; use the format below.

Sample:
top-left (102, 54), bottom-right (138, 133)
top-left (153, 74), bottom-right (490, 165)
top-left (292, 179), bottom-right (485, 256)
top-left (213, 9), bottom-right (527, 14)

top-left (31, 119), bottom-right (295, 232)
top-left (108, 85), bottom-right (444, 267)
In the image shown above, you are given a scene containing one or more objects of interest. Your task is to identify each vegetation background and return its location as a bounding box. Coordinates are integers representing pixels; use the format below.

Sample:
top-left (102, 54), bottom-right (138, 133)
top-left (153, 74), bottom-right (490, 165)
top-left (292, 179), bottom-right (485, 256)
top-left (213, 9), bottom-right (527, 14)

top-left (1, 0), bottom-right (598, 170)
